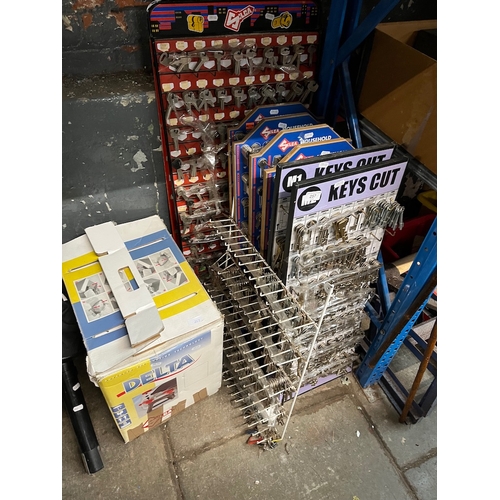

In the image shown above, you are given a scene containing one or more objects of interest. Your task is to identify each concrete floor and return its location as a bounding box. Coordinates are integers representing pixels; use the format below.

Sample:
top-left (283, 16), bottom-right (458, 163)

top-left (62, 352), bottom-right (437, 500)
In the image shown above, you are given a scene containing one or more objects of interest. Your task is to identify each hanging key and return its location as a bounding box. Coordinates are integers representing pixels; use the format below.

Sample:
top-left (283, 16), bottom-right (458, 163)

top-left (232, 50), bottom-right (243, 76)
top-left (168, 53), bottom-right (184, 70)
top-left (216, 88), bottom-right (227, 110)
top-left (241, 174), bottom-right (249, 195)
top-left (170, 127), bottom-right (181, 152)
top-left (194, 51), bottom-right (208, 72)
top-left (272, 155), bottom-right (282, 167)
top-left (398, 205), bottom-right (405, 230)
top-left (247, 86), bottom-right (260, 108)
top-left (172, 158), bottom-right (184, 181)
top-left (174, 55), bottom-right (192, 73)
top-left (386, 204), bottom-right (397, 229)
top-left (336, 217), bottom-right (349, 241)
top-left (300, 80), bottom-right (319, 103)
top-left (260, 84), bottom-right (277, 104)
top-left (279, 47), bottom-right (291, 66)
top-left (263, 48), bottom-right (277, 69)
top-left (307, 44), bottom-right (317, 65)
top-left (294, 224), bottom-right (306, 251)
top-left (199, 89), bottom-right (216, 111)
top-left (217, 124), bottom-right (227, 143)
top-left (182, 90), bottom-right (198, 113)
top-left (290, 44), bottom-right (305, 67)
top-left (290, 255), bottom-right (300, 279)
top-left (317, 224), bottom-right (329, 246)
top-left (190, 160), bottom-right (199, 180)
top-left (245, 48), bottom-right (257, 75)
top-left (213, 50), bottom-right (224, 72)
top-left (195, 186), bottom-right (208, 203)
top-left (159, 52), bottom-right (170, 67)
top-left (232, 86), bottom-right (244, 107)
top-left (241, 198), bottom-right (249, 218)
top-left (258, 158), bottom-right (269, 171)
top-left (166, 93), bottom-right (181, 119)
top-left (275, 83), bottom-right (286, 103)
top-left (285, 81), bottom-right (304, 102)
top-left (257, 186), bottom-right (263, 208)
top-left (177, 186), bottom-right (194, 214)
top-left (218, 151), bottom-right (228, 171)
top-left (305, 219), bottom-right (317, 246)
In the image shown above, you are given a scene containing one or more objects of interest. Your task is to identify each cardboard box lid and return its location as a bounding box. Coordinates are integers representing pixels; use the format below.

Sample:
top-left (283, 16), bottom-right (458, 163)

top-left (85, 222), bottom-right (164, 349)
top-left (62, 215), bottom-right (222, 375)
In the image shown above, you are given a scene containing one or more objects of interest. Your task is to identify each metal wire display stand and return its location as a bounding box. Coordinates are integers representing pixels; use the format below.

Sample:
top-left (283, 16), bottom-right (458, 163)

top-left (205, 219), bottom-right (340, 449)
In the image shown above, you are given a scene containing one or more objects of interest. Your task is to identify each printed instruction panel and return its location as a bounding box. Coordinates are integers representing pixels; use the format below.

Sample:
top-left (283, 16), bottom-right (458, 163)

top-left (75, 248), bottom-right (189, 323)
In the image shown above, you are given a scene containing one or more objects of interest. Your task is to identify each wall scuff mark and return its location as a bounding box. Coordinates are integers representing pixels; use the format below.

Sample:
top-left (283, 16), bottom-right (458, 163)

top-left (107, 12), bottom-right (128, 32)
top-left (114, 0), bottom-right (149, 7)
top-left (72, 0), bottom-right (105, 11)
top-left (131, 150), bottom-right (148, 172)
top-left (82, 13), bottom-right (93, 30)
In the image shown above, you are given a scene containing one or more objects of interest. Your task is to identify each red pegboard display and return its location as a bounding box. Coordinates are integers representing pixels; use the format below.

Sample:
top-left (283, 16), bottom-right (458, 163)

top-left (147, 0), bottom-right (322, 276)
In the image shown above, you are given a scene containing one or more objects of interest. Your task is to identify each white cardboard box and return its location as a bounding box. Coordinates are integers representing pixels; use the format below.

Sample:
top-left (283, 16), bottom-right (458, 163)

top-left (62, 215), bottom-right (224, 442)
top-left (88, 321), bottom-right (223, 443)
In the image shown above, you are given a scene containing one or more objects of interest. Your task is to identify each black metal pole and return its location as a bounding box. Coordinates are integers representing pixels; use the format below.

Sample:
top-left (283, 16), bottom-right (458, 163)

top-left (62, 358), bottom-right (104, 474)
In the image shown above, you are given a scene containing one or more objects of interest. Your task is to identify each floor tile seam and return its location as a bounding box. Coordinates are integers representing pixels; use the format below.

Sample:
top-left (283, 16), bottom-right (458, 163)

top-left (171, 387), bottom-right (356, 464)
top-left (401, 448), bottom-right (437, 472)
top-left (349, 391), bottom-right (421, 500)
top-left (161, 426), bottom-right (186, 500)
top-left (170, 427), bottom-right (249, 463)
top-left (291, 388), bottom-right (351, 417)
top-left (169, 393), bottom-right (349, 462)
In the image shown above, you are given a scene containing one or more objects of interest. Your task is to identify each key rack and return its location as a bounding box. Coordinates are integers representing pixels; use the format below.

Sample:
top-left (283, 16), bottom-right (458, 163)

top-left (146, 0), bottom-right (438, 423)
top-left (147, 0), bottom-right (322, 278)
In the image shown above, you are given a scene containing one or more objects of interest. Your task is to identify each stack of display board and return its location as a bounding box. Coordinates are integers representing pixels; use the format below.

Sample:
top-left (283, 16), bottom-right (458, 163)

top-left (228, 123), bottom-right (407, 386)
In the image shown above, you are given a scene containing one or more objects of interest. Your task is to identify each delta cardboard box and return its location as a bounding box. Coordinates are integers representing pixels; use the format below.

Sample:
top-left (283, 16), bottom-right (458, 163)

top-left (88, 324), bottom-right (223, 443)
top-left (62, 215), bottom-right (224, 442)
top-left (358, 20), bottom-right (437, 176)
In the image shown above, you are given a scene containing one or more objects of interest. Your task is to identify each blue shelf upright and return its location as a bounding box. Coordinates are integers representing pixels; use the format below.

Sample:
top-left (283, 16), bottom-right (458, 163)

top-left (313, 0), bottom-right (402, 142)
top-left (356, 217), bottom-right (437, 389)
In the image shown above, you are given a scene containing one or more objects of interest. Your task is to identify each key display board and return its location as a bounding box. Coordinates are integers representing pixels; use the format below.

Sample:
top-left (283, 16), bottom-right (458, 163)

top-left (147, 0), bottom-right (322, 277)
top-left (267, 143), bottom-right (396, 270)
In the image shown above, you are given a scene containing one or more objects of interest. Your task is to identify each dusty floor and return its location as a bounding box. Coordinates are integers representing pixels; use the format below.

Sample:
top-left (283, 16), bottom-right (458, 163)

top-left (62, 351), bottom-right (437, 500)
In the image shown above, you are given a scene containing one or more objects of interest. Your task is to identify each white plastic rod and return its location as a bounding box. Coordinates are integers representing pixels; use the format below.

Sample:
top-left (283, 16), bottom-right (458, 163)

top-left (280, 283), bottom-right (335, 440)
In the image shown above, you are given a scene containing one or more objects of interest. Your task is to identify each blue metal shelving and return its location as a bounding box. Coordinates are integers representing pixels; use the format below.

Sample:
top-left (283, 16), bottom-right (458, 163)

top-left (356, 217), bottom-right (437, 387)
top-left (312, 0), bottom-right (438, 419)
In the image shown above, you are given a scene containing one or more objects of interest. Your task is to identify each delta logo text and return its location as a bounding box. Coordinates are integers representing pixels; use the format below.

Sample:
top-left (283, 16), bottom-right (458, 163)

top-left (119, 354), bottom-right (195, 394)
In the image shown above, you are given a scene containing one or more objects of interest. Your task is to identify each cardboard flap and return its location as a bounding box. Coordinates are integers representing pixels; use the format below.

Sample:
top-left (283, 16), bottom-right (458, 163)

top-left (85, 221), bottom-right (125, 255)
top-left (85, 222), bottom-right (164, 348)
top-left (125, 307), bottom-right (163, 348)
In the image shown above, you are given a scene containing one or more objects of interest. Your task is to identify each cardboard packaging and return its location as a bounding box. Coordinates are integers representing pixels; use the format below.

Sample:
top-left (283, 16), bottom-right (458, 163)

top-left (357, 20), bottom-right (437, 176)
top-left (62, 215), bottom-right (224, 442)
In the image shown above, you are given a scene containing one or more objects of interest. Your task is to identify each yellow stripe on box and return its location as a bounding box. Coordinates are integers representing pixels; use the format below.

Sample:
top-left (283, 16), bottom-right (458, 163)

top-left (62, 252), bottom-right (101, 303)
